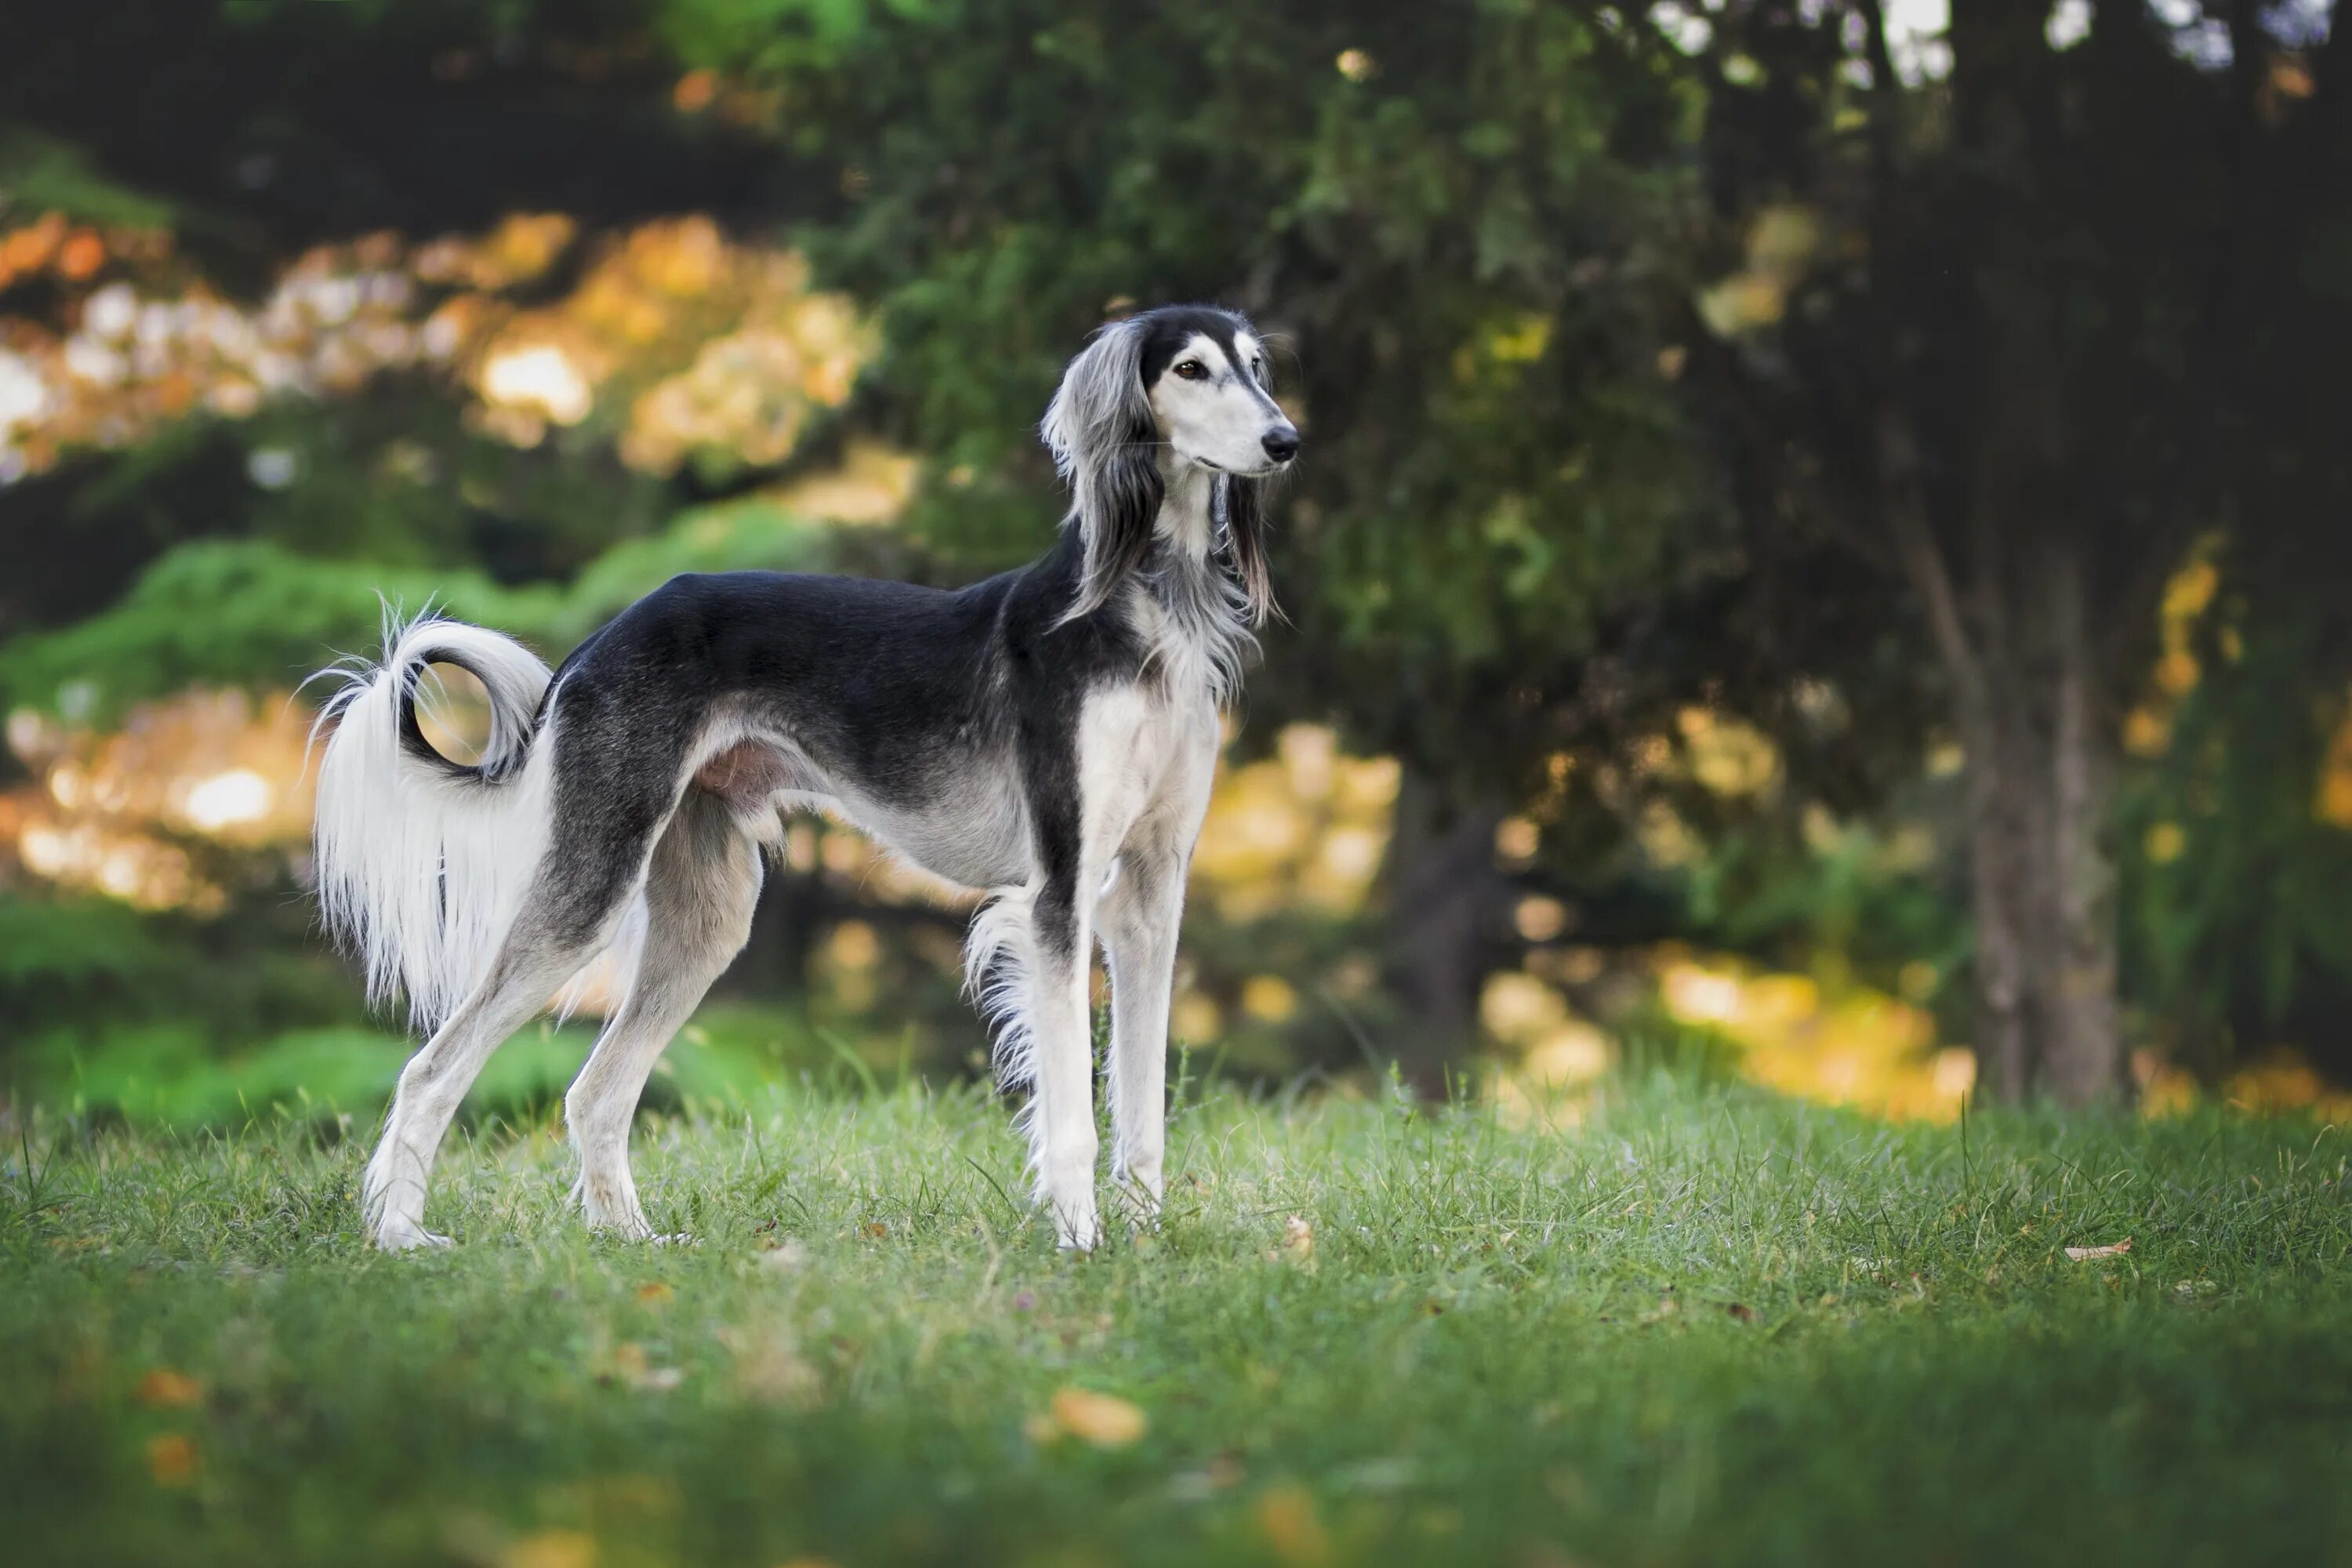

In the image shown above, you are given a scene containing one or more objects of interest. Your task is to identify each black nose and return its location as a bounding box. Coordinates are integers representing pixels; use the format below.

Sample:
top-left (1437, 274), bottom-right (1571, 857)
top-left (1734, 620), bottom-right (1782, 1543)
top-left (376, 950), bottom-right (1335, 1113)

top-left (1261, 428), bottom-right (1299, 463)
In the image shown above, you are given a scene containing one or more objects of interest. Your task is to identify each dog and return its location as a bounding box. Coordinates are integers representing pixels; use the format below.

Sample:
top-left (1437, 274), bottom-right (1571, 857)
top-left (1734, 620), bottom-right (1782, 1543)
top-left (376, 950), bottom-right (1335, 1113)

top-left (310, 304), bottom-right (1298, 1251)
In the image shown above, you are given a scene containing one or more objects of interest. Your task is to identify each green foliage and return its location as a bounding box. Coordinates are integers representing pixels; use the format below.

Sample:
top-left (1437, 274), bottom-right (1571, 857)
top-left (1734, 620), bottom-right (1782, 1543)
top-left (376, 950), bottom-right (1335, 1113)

top-left (0, 541), bottom-right (551, 721)
top-left (658, 0), bottom-right (933, 74)
top-left (744, 0), bottom-right (1729, 764)
top-left (0, 895), bottom-right (176, 990)
top-left (0, 492), bottom-right (842, 720)
top-left (3, 1088), bottom-right (2349, 1565)
top-left (0, 129), bottom-right (178, 228)
top-left (2120, 603), bottom-right (2352, 1078)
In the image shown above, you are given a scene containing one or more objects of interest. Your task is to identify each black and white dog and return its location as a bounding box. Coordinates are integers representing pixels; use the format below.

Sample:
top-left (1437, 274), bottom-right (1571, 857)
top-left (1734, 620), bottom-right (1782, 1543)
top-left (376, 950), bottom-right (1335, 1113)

top-left (312, 305), bottom-right (1298, 1251)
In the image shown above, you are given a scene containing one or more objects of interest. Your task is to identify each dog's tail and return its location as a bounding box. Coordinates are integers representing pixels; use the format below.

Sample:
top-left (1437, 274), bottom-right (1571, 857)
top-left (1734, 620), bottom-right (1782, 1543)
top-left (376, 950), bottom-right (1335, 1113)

top-left (310, 608), bottom-right (558, 1033)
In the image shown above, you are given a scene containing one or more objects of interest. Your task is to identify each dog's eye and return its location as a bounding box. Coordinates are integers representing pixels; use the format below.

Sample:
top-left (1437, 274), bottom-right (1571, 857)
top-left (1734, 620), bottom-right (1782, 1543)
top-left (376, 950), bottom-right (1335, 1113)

top-left (1173, 360), bottom-right (1207, 381)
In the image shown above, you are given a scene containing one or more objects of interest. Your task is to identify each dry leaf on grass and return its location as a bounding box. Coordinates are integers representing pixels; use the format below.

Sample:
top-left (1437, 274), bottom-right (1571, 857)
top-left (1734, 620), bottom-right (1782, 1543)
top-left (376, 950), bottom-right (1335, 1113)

top-left (1256, 1483), bottom-right (1332, 1566)
top-left (758, 1237), bottom-right (811, 1271)
top-left (1033, 1385), bottom-right (1148, 1449)
top-left (608, 1342), bottom-right (684, 1392)
top-left (721, 1326), bottom-right (824, 1410)
top-left (2064, 1238), bottom-right (2133, 1261)
top-left (1264, 1214), bottom-right (1315, 1264)
top-left (136, 1367), bottom-right (205, 1408)
top-left (145, 1432), bottom-right (198, 1486)
top-left (501, 1529), bottom-right (597, 1568)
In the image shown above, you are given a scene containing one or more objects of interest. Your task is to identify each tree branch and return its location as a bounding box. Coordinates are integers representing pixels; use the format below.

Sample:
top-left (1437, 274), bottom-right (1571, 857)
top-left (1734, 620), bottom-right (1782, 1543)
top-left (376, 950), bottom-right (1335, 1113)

top-left (1878, 406), bottom-right (1989, 724)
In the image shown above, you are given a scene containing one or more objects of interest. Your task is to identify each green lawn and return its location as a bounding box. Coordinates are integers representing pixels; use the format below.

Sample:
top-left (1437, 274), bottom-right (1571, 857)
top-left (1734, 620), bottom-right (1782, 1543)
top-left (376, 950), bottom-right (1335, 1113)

top-left (4, 1077), bottom-right (2350, 1566)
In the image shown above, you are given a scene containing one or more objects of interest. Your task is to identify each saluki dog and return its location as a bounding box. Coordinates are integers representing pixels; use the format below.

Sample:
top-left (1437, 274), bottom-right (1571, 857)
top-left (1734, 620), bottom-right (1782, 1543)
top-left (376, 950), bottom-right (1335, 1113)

top-left (311, 305), bottom-right (1298, 1251)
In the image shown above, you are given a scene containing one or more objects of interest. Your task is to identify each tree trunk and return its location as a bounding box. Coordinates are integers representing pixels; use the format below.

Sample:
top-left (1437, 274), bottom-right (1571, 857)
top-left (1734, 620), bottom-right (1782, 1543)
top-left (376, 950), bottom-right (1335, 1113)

top-left (1881, 414), bottom-right (2122, 1105)
top-left (1962, 705), bottom-right (2035, 1102)
top-left (1380, 769), bottom-right (1506, 1095)
top-left (1956, 543), bottom-right (2123, 1106)
top-left (2034, 543), bottom-right (2123, 1104)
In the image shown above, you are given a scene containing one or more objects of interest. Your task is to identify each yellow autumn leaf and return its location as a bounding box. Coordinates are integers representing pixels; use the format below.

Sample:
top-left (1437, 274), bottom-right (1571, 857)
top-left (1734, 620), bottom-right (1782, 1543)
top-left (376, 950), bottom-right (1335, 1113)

top-left (136, 1367), bottom-right (205, 1408)
top-left (503, 1530), bottom-right (597, 1568)
top-left (1045, 1386), bottom-right (1148, 1449)
top-left (145, 1432), bottom-right (198, 1486)
top-left (1256, 1483), bottom-right (1331, 1566)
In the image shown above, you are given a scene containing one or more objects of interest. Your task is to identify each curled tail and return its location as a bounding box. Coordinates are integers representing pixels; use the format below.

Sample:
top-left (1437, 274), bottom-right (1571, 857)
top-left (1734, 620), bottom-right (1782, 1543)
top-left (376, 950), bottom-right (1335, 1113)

top-left (310, 611), bottom-right (557, 1032)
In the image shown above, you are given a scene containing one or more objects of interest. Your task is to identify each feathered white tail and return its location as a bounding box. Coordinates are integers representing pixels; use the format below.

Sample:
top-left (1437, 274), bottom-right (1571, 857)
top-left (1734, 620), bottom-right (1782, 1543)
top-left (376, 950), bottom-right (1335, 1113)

top-left (310, 610), bottom-right (557, 1033)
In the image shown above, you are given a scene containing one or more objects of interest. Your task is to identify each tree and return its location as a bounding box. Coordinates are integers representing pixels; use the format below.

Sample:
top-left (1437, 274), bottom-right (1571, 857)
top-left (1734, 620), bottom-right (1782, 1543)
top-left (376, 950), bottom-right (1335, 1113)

top-left (706, 0), bottom-right (2352, 1101)
top-left (678, 0), bottom-right (1778, 1065)
top-left (1674, 0), bottom-right (2352, 1100)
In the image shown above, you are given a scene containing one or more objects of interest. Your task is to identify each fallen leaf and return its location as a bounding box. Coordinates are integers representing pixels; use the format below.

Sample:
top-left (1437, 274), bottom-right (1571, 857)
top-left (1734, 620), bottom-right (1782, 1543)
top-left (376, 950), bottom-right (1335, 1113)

top-left (722, 1327), bottom-right (822, 1410)
top-left (136, 1368), bottom-right (205, 1408)
top-left (502, 1529), bottom-right (597, 1568)
top-left (634, 1282), bottom-right (674, 1304)
top-left (1264, 1214), bottom-right (1315, 1264)
top-left (145, 1432), bottom-right (198, 1486)
top-left (2064, 1238), bottom-right (2133, 1261)
top-left (1044, 1385), bottom-right (1148, 1449)
top-left (609, 1342), bottom-right (684, 1392)
top-left (1256, 1483), bottom-right (1331, 1566)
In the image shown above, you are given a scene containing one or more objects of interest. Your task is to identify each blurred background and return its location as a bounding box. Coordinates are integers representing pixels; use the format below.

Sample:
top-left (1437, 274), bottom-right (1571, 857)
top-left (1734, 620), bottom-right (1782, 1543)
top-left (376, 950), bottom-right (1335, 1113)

top-left (2, 0), bottom-right (2349, 1132)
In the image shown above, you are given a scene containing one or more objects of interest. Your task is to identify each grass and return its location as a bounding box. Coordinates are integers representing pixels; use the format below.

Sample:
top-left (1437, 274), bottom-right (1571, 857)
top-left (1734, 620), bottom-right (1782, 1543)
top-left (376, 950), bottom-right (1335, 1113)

top-left (4, 1073), bottom-right (2350, 1567)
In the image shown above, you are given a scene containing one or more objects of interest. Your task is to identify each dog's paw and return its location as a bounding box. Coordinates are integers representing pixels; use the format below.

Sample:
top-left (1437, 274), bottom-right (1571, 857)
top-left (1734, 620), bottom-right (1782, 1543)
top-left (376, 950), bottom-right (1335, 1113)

top-left (372, 1217), bottom-right (452, 1252)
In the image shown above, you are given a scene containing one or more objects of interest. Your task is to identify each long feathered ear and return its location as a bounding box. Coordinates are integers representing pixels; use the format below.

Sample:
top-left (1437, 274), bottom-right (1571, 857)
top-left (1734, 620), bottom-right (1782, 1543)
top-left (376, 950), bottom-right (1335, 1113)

top-left (1219, 473), bottom-right (1279, 626)
top-left (1042, 318), bottom-right (1162, 622)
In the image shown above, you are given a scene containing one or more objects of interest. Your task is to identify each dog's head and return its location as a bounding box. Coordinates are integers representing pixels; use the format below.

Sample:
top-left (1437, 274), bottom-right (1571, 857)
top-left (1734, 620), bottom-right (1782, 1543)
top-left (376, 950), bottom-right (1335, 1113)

top-left (1043, 304), bottom-right (1298, 622)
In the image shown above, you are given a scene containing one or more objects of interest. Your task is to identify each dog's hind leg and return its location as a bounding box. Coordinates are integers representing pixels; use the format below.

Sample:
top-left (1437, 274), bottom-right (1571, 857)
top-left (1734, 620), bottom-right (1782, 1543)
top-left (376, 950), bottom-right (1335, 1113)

top-left (361, 897), bottom-right (628, 1250)
top-left (1018, 857), bottom-right (1102, 1252)
top-left (564, 788), bottom-right (761, 1239)
top-left (361, 739), bottom-right (683, 1250)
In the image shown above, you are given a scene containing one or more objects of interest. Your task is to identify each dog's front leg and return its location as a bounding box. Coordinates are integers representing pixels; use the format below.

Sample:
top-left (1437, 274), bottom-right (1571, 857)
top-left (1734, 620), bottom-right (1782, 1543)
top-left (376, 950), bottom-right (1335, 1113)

top-left (1100, 709), bottom-right (1214, 1223)
top-left (1101, 846), bottom-right (1183, 1221)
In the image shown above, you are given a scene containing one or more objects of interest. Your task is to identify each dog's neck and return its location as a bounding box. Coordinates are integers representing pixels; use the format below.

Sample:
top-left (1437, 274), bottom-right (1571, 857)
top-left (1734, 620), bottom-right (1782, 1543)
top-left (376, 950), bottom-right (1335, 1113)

top-left (1131, 456), bottom-right (1252, 705)
top-left (1154, 459), bottom-right (1219, 562)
